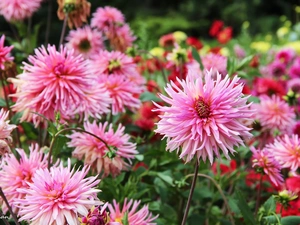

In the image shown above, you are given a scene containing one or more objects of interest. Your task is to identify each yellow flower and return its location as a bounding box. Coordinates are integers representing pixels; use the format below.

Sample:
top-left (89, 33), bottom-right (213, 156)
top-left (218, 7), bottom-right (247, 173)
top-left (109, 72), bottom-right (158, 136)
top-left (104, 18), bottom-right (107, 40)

top-left (284, 41), bottom-right (300, 54)
top-left (199, 45), bottom-right (210, 56)
top-left (277, 27), bottom-right (290, 38)
top-left (173, 31), bottom-right (187, 43)
top-left (149, 47), bottom-right (165, 58)
top-left (220, 47), bottom-right (230, 56)
top-left (250, 41), bottom-right (271, 53)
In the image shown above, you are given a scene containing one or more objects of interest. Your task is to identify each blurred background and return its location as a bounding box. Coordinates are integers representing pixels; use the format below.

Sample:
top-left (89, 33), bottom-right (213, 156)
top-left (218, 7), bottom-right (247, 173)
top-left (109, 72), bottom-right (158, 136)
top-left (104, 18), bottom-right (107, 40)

top-left (0, 0), bottom-right (299, 46)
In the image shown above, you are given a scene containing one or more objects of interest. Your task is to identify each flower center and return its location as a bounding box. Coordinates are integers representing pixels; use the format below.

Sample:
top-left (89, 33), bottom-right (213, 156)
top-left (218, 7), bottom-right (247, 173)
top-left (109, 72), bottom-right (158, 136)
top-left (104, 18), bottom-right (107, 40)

top-left (78, 39), bottom-right (91, 52)
top-left (108, 59), bottom-right (121, 74)
top-left (195, 97), bottom-right (210, 119)
top-left (53, 62), bottom-right (65, 76)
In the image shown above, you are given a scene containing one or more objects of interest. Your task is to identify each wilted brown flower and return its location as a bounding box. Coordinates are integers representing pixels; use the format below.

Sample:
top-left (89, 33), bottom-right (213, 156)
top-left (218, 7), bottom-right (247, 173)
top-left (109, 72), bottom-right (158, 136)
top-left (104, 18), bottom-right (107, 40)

top-left (57, 0), bottom-right (91, 29)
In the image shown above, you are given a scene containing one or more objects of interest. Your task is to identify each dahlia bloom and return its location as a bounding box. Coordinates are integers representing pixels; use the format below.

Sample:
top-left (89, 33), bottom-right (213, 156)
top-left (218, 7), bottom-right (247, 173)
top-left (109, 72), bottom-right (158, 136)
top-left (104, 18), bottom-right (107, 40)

top-left (57, 0), bottom-right (91, 29)
top-left (268, 60), bottom-right (286, 78)
top-left (289, 59), bottom-right (300, 79)
top-left (275, 48), bottom-right (295, 65)
top-left (0, 0), bottom-right (42, 22)
top-left (90, 50), bottom-right (144, 114)
top-left (0, 108), bottom-right (16, 142)
top-left (154, 69), bottom-right (253, 163)
top-left (265, 134), bottom-right (300, 171)
top-left (217, 27), bottom-right (233, 44)
top-left (202, 53), bottom-right (227, 78)
top-left (0, 35), bottom-right (14, 70)
top-left (108, 199), bottom-right (158, 225)
top-left (0, 144), bottom-right (48, 214)
top-left (9, 45), bottom-right (111, 126)
top-left (66, 26), bottom-right (104, 59)
top-left (252, 95), bottom-right (295, 133)
top-left (250, 147), bottom-right (283, 187)
top-left (252, 77), bottom-right (286, 97)
top-left (108, 23), bottom-right (136, 52)
top-left (16, 160), bottom-right (101, 225)
top-left (91, 6), bottom-right (125, 31)
top-left (209, 20), bottom-right (224, 37)
top-left (79, 203), bottom-right (110, 225)
top-left (67, 121), bottom-right (138, 177)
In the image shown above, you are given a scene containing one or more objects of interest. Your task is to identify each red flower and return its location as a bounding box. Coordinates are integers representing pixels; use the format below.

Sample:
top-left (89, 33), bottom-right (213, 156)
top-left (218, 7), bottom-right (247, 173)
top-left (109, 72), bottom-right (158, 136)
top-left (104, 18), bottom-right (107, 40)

top-left (286, 176), bottom-right (300, 193)
top-left (276, 199), bottom-right (300, 217)
top-left (209, 20), bottom-right (224, 37)
top-left (186, 37), bottom-right (203, 50)
top-left (212, 160), bottom-right (237, 175)
top-left (245, 170), bottom-right (279, 193)
top-left (209, 46), bottom-right (222, 54)
top-left (217, 27), bottom-right (233, 44)
top-left (249, 55), bottom-right (260, 68)
top-left (252, 77), bottom-right (286, 97)
top-left (159, 33), bottom-right (175, 47)
top-left (147, 80), bottom-right (159, 92)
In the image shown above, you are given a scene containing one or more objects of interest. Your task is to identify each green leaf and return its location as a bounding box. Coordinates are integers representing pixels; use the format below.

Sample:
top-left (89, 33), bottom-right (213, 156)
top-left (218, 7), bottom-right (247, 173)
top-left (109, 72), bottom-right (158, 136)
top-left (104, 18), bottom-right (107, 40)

top-left (52, 135), bottom-right (68, 158)
top-left (247, 96), bottom-right (260, 103)
top-left (11, 112), bottom-right (23, 124)
top-left (191, 47), bottom-right (204, 71)
top-left (281, 216), bottom-right (300, 225)
top-left (263, 196), bottom-right (276, 213)
top-left (157, 172), bottom-right (174, 186)
top-left (236, 55), bottom-right (254, 71)
top-left (263, 215), bottom-right (281, 224)
top-left (228, 197), bottom-right (241, 215)
top-left (0, 98), bottom-right (6, 107)
top-left (135, 154), bottom-right (144, 161)
top-left (236, 190), bottom-right (257, 225)
top-left (122, 212), bottom-right (129, 225)
top-left (140, 91), bottom-right (161, 102)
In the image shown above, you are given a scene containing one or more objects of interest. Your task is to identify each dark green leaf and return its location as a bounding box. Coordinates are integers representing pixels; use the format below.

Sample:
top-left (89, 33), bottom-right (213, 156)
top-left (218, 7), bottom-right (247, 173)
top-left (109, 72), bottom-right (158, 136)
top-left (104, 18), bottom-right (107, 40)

top-left (191, 47), bottom-right (204, 71)
top-left (236, 190), bottom-right (257, 225)
top-left (140, 91), bottom-right (161, 102)
top-left (0, 98), bottom-right (6, 107)
top-left (236, 55), bottom-right (254, 71)
top-left (11, 112), bottom-right (23, 124)
top-left (263, 196), bottom-right (276, 213)
top-left (281, 216), bottom-right (300, 225)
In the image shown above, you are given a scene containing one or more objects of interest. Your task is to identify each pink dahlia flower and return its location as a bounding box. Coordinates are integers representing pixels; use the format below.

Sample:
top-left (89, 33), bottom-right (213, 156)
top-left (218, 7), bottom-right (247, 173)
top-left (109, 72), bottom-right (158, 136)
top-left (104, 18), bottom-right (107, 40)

top-left (202, 53), bottom-right (227, 78)
top-left (265, 134), bottom-right (300, 171)
top-left (91, 6), bottom-right (125, 31)
top-left (275, 48), bottom-right (295, 65)
top-left (90, 50), bottom-right (144, 85)
top-left (0, 144), bottom-right (48, 214)
top-left (154, 69), bottom-right (253, 163)
top-left (250, 146), bottom-right (283, 187)
top-left (289, 59), bottom-right (300, 79)
top-left (0, 108), bottom-right (16, 142)
top-left (107, 23), bottom-right (136, 52)
top-left (252, 95), bottom-right (295, 133)
top-left (66, 26), bottom-right (104, 59)
top-left (108, 198), bottom-right (158, 225)
top-left (0, 0), bottom-right (42, 22)
top-left (9, 45), bottom-right (111, 126)
top-left (67, 121), bottom-right (138, 177)
top-left (268, 60), bottom-right (286, 78)
top-left (90, 50), bottom-right (144, 114)
top-left (16, 160), bottom-right (101, 225)
top-left (0, 35), bottom-right (14, 70)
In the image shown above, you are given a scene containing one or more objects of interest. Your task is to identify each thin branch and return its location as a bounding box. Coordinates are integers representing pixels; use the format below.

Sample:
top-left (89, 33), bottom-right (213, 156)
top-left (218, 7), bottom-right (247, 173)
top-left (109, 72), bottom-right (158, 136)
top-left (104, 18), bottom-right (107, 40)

top-left (59, 13), bottom-right (68, 46)
top-left (47, 127), bottom-right (110, 169)
top-left (185, 173), bottom-right (236, 225)
top-left (0, 187), bottom-right (20, 225)
top-left (181, 160), bottom-right (199, 225)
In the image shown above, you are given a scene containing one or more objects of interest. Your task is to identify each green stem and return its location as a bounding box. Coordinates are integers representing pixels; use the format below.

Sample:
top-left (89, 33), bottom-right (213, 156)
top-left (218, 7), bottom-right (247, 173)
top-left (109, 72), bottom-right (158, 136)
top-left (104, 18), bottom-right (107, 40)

top-left (181, 160), bottom-right (199, 225)
top-left (59, 13), bottom-right (68, 46)
top-left (255, 174), bottom-right (263, 215)
top-left (0, 187), bottom-right (20, 225)
top-left (185, 173), bottom-right (236, 225)
top-left (47, 127), bottom-right (110, 169)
